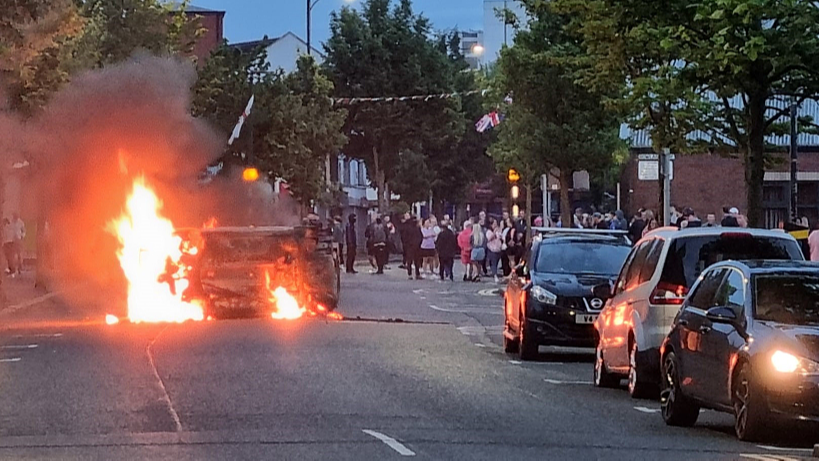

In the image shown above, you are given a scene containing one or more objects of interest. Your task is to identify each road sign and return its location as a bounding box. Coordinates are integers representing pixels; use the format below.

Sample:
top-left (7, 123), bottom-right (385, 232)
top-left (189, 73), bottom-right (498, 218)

top-left (638, 159), bottom-right (674, 181)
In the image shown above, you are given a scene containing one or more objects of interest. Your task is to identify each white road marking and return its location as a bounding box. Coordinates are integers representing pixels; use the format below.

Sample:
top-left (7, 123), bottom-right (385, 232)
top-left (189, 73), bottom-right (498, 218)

top-left (12, 333), bottom-right (62, 338)
top-left (509, 360), bottom-right (522, 365)
top-left (1, 344), bottom-right (37, 350)
top-left (0, 358), bottom-right (21, 363)
top-left (543, 378), bottom-right (592, 385)
top-left (758, 445), bottom-right (814, 453)
top-left (474, 343), bottom-right (486, 348)
top-left (147, 328), bottom-right (182, 432)
top-left (633, 406), bottom-right (661, 413)
top-left (478, 288), bottom-right (501, 296)
top-left (362, 430), bottom-right (416, 456)
top-left (419, 296), bottom-right (426, 300)
top-left (742, 455), bottom-right (799, 461)
top-left (433, 304), bottom-right (503, 315)
top-left (412, 289), bottom-right (425, 294)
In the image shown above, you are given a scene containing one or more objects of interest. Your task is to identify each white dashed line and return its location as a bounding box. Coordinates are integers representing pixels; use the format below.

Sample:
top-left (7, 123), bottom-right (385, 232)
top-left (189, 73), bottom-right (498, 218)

top-left (508, 360), bottom-right (522, 365)
top-left (543, 378), bottom-right (592, 385)
top-left (633, 406), bottom-right (661, 413)
top-left (362, 430), bottom-right (416, 456)
top-left (0, 358), bottom-right (21, 363)
top-left (1, 344), bottom-right (38, 350)
top-left (757, 445), bottom-right (813, 453)
top-left (13, 333), bottom-right (62, 338)
top-left (474, 343), bottom-right (487, 348)
top-left (741, 455), bottom-right (799, 461)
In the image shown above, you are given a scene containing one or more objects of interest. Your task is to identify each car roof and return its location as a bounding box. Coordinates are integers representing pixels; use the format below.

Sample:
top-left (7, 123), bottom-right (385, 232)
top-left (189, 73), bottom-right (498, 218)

top-left (709, 260), bottom-right (819, 273)
top-left (640, 226), bottom-right (796, 243)
top-left (535, 235), bottom-right (630, 246)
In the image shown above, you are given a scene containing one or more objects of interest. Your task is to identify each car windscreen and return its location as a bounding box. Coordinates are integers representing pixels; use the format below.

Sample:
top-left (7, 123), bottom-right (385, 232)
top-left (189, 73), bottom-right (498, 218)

top-left (754, 274), bottom-right (819, 326)
top-left (204, 233), bottom-right (297, 263)
top-left (535, 241), bottom-right (631, 275)
top-left (660, 234), bottom-right (803, 288)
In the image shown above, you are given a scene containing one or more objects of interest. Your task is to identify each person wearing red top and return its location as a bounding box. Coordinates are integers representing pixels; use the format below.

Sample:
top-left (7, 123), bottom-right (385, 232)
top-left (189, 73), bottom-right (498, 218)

top-left (457, 220), bottom-right (473, 282)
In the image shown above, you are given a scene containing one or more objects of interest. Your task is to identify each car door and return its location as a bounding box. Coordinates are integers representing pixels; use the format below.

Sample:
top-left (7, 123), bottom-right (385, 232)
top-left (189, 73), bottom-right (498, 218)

top-left (608, 240), bottom-right (654, 372)
top-left (507, 243), bottom-right (532, 334)
top-left (599, 244), bottom-right (637, 361)
top-left (677, 267), bottom-right (728, 400)
top-left (698, 268), bottom-right (747, 406)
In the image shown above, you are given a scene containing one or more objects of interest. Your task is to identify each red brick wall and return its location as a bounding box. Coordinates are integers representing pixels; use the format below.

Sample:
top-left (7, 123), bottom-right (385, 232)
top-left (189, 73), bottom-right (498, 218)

top-left (623, 153), bottom-right (746, 219)
top-left (187, 12), bottom-right (224, 64)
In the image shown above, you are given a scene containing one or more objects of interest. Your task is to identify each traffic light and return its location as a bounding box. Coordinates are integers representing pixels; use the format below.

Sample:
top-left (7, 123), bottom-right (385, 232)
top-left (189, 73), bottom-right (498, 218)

top-left (508, 168), bottom-right (520, 217)
top-left (242, 167), bottom-right (260, 182)
top-left (507, 168), bottom-right (520, 182)
top-left (511, 185), bottom-right (520, 199)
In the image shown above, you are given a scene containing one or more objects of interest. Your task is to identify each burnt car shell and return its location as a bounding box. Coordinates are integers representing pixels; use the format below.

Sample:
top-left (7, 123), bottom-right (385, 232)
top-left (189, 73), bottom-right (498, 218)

top-left (178, 225), bottom-right (340, 317)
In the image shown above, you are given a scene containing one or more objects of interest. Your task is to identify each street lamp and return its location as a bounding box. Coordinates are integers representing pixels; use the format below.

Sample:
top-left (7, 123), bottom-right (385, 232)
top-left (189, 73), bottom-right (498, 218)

top-left (307, 0), bottom-right (355, 56)
top-left (471, 44), bottom-right (485, 55)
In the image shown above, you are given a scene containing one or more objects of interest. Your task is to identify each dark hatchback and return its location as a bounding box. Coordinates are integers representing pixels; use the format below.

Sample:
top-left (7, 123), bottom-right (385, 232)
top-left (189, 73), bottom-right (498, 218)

top-left (503, 232), bottom-right (632, 360)
top-left (660, 260), bottom-right (819, 442)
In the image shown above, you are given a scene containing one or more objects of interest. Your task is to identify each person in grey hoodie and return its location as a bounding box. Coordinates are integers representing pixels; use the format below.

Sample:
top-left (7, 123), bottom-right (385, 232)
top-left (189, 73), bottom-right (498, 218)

top-left (610, 210), bottom-right (628, 231)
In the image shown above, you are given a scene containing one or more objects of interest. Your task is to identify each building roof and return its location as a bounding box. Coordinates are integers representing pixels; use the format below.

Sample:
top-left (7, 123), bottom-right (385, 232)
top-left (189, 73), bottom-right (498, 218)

top-left (167, 2), bottom-right (224, 14)
top-left (230, 32), bottom-right (325, 58)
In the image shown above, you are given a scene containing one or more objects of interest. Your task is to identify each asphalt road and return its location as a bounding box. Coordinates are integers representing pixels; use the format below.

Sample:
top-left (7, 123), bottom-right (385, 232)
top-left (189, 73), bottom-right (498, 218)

top-left (0, 266), bottom-right (816, 460)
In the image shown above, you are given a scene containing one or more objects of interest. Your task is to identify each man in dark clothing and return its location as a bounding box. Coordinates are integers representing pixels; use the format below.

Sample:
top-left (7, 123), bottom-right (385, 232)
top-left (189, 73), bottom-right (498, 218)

top-left (628, 210), bottom-right (646, 245)
top-left (435, 222), bottom-right (459, 281)
top-left (682, 207), bottom-right (702, 228)
top-left (400, 216), bottom-right (423, 279)
top-left (345, 214), bottom-right (358, 274)
top-left (371, 218), bottom-right (388, 274)
top-left (721, 206), bottom-right (740, 227)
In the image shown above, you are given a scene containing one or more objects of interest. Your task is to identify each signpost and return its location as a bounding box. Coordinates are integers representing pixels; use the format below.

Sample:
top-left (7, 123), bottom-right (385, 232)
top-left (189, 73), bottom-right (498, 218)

top-left (637, 152), bottom-right (675, 225)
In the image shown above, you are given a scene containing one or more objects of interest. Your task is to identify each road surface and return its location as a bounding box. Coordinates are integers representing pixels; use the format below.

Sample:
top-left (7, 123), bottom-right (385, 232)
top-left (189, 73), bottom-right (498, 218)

top-left (0, 268), bottom-right (815, 460)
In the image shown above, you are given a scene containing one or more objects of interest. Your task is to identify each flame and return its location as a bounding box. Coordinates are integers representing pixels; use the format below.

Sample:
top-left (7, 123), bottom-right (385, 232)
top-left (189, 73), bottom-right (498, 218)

top-left (109, 177), bottom-right (204, 323)
top-left (265, 270), bottom-right (305, 320)
top-left (203, 217), bottom-right (218, 229)
top-left (105, 314), bottom-right (120, 325)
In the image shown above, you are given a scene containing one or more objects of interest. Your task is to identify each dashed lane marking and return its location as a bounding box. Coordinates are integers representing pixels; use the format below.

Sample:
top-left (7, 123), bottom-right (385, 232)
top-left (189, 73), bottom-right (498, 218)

top-left (456, 325), bottom-right (504, 335)
top-left (474, 343), bottom-right (487, 348)
top-left (431, 305), bottom-right (503, 315)
top-left (0, 358), bottom-right (21, 363)
top-left (741, 455), bottom-right (799, 461)
top-left (478, 288), bottom-right (502, 296)
top-left (633, 406), bottom-right (661, 414)
top-left (362, 430), bottom-right (416, 456)
top-left (543, 378), bottom-right (592, 385)
top-left (757, 445), bottom-right (814, 453)
top-left (1, 344), bottom-right (37, 350)
top-left (412, 289), bottom-right (426, 294)
top-left (509, 360), bottom-right (522, 365)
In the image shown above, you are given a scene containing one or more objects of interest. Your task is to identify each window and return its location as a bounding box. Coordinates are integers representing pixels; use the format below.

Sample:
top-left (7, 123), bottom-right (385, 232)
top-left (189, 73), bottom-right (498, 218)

top-left (535, 241), bottom-right (631, 275)
top-left (714, 269), bottom-right (745, 316)
top-left (614, 248), bottom-right (637, 295)
top-left (753, 274), bottom-right (819, 325)
top-left (638, 239), bottom-right (664, 285)
top-left (624, 240), bottom-right (653, 290)
top-left (688, 269), bottom-right (727, 310)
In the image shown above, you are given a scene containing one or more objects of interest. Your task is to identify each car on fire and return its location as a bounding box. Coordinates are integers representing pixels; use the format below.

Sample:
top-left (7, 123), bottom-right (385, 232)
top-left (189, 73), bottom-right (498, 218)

top-left (660, 260), bottom-right (819, 442)
top-left (593, 227), bottom-right (804, 398)
top-left (502, 229), bottom-right (632, 360)
top-left (174, 224), bottom-right (340, 318)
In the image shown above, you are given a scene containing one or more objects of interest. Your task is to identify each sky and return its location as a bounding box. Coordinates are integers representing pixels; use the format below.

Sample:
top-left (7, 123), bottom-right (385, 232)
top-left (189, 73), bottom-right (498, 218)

top-left (189, 0), bottom-right (484, 46)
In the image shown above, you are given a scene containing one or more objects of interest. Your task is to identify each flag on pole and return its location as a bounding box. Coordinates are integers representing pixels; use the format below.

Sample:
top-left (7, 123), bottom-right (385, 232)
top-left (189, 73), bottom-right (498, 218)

top-left (228, 95), bottom-right (254, 145)
top-left (475, 114), bottom-right (492, 133)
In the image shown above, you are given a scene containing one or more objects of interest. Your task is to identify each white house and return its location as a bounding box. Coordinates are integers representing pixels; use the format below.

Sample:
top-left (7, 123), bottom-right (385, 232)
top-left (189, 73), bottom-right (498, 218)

top-left (231, 32), bottom-right (324, 74)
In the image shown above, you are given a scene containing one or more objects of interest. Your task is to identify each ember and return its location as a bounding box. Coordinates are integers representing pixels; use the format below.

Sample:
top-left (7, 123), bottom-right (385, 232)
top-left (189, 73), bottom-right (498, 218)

top-left (109, 177), bottom-right (204, 323)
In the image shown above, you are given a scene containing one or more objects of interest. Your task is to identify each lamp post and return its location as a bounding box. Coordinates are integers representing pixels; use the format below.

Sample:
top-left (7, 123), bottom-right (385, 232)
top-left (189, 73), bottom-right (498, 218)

top-left (307, 0), bottom-right (354, 56)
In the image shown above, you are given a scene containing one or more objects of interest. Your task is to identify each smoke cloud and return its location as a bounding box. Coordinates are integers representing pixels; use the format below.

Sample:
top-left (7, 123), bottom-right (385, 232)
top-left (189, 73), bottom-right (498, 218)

top-left (3, 54), bottom-right (299, 315)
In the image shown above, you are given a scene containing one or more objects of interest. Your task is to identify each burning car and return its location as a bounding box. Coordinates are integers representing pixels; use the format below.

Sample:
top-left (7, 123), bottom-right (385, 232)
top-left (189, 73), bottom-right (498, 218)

top-left (176, 225), bottom-right (341, 319)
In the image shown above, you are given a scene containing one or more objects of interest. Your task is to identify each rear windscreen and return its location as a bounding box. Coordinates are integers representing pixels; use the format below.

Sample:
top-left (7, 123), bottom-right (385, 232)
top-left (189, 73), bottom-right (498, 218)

top-left (204, 234), bottom-right (298, 263)
top-left (660, 235), bottom-right (803, 287)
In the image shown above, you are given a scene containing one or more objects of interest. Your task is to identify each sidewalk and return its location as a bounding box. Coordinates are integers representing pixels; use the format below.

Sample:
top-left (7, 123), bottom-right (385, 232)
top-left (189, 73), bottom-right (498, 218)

top-left (2, 270), bottom-right (51, 312)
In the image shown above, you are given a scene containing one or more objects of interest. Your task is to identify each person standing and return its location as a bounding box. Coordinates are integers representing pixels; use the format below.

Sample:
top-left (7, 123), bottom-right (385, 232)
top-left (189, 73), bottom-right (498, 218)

top-left (436, 221), bottom-right (459, 281)
top-left (629, 210), bottom-right (645, 244)
top-left (371, 218), bottom-right (388, 274)
top-left (398, 212), bottom-right (413, 269)
top-left (721, 206), bottom-right (740, 227)
top-left (332, 216), bottom-right (344, 266)
top-left (501, 217), bottom-right (514, 276)
top-left (458, 221), bottom-right (473, 282)
top-left (420, 219), bottom-right (437, 276)
top-left (364, 214), bottom-right (378, 273)
top-left (3, 218), bottom-right (16, 276)
top-left (809, 221), bottom-right (819, 262)
top-left (573, 208), bottom-right (585, 228)
top-left (470, 222), bottom-right (487, 282)
top-left (345, 214), bottom-right (358, 274)
top-left (486, 219), bottom-right (503, 283)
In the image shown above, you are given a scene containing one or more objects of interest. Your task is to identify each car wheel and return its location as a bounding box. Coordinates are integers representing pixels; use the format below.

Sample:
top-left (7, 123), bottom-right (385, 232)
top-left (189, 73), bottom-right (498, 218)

top-left (660, 351), bottom-right (699, 427)
top-left (594, 338), bottom-right (620, 388)
top-left (733, 362), bottom-right (770, 442)
top-left (518, 312), bottom-right (538, 361)
top-left (628, 340), bottom-right (653, 399)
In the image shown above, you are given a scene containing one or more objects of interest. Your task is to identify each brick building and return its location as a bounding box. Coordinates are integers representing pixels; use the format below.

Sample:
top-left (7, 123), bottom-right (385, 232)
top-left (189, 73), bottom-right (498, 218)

top-left (172, 3), bottom-right (225, 64)
top-left (622, 99), bottom-right (819, 229)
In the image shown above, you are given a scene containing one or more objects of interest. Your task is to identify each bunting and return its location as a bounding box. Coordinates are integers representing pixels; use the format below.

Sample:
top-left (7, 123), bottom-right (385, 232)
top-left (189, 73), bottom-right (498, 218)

top-left (331, 89), bottom-right (488, 105)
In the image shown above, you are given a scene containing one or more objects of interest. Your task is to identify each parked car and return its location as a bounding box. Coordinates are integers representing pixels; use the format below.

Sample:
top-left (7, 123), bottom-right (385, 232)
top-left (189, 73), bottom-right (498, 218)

top-left (660, 260), bottom-right (819, 442)
top-left (503, 230), bottom-right (632, 360)
top-left (593, 227), bottom-right (804, 398)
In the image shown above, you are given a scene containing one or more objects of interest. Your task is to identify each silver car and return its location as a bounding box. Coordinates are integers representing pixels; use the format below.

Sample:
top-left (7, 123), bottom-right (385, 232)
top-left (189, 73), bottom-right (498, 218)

top-left (592, 227), bottom-right (804, 398)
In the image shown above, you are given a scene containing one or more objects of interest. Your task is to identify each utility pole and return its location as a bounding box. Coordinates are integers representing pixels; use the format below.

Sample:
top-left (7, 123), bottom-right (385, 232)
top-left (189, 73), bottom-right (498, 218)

top-left (789, 103), bottom-right (799, 223)
top-left (660, 148), bottom-right (672, 226)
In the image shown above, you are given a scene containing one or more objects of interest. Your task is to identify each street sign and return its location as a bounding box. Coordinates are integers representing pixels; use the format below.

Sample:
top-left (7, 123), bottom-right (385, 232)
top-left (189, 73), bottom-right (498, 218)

top-left (637, 153), bottom-right (658, 161)
top-left (638, 159), bottom-right (674, 181)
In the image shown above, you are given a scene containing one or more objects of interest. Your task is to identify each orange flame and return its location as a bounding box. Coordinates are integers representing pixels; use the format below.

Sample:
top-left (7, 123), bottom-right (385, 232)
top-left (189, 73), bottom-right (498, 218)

top-left (265, 271), bottom-right (305, 320)
top-left (109, 177), bottom-right (204, 323)
top-left (105, 314), bottom-right (120, 325)
top-left (203, 217), bottom-right (218, 229)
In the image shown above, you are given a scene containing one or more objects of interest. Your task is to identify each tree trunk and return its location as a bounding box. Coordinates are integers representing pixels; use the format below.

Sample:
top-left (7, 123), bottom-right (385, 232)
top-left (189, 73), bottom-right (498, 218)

top-left (373, 146), bottom-right (388, 214)
top-left (559, 169), bottom-right (572, 229)
top-left (0, 171), bottom-right (5, 308)
top-left (525, 181), bottom-right (533, 243)
top-left (747, 90), bottom-right (767, 228)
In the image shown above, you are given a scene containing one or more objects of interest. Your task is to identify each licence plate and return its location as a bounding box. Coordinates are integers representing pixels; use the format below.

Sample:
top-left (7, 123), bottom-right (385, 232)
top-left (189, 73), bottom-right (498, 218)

top-left (575, 314), bottom-right (598, 324)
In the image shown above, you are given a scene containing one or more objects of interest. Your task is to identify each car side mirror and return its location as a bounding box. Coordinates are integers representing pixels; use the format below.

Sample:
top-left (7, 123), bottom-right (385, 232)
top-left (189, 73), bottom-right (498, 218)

top-left (592, 283), bottom-right (612, 299)
top-left (705, 306), bottom-right (737, 323)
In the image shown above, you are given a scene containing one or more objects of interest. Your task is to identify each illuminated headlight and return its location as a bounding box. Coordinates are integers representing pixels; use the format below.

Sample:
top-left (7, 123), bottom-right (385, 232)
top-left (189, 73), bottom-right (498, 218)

top-left (530, 286), bottom-right (557, 305)
top-left (771, 350), bottom-right (819, 374)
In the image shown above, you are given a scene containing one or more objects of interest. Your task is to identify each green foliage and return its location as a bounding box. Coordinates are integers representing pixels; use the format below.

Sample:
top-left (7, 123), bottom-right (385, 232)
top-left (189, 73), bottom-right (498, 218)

top-left (490, 1), bottom-right (621, 226)
top-left (390, 149), bottom-right (432, 205)
top-left (324, 0), bottom-right (466, 211)
top-left (193, 46), bottom-right (347, 204)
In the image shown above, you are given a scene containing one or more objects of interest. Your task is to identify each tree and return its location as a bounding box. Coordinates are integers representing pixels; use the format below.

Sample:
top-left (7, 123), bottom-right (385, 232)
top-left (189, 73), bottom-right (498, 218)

top-left (390, 149), bottom-right (432, 205)
top-left (193, 45), bottom-right (346, 204)
top-left (490, 1), bottom-right (621, 231)
top-left (324, 0), bottom-right (462, 213)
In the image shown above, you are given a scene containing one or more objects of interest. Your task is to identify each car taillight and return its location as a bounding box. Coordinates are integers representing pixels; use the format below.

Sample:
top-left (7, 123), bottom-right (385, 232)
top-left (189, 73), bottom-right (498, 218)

top-left (720, 232), bottom-right (752, 239)
top-left (649, 282), bottom-right (688, 305)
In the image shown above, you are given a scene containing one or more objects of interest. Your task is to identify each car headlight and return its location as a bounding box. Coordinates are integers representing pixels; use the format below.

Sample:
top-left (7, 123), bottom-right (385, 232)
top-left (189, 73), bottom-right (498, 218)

top-left (530, 285), bottom-right (557, 305)
top-left (771, 350), bottom-right (819, 375)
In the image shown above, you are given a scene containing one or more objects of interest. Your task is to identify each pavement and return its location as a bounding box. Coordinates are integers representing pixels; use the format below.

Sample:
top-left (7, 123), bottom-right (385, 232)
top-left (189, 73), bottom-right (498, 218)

top-left (0, 266), bottom-right (816, 460)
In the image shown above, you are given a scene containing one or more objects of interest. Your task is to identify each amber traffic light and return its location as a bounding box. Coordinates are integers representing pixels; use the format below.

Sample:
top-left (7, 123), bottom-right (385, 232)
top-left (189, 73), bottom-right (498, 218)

top-left (507, 168), bottom-right (520, 182)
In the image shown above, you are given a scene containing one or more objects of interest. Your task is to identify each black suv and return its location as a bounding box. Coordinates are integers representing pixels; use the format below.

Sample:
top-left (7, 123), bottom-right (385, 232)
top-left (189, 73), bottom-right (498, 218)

top-left (660, 260), bottom-right (819, 442)
top-left (503, 231), bottom-right (632, 360)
